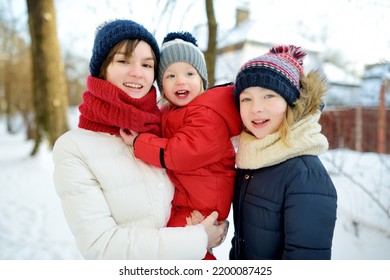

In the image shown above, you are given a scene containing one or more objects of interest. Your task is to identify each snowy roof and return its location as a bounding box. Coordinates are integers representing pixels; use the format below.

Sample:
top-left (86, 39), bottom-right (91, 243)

top-left (218, 19), bottom-right (324, 53)
top-left (322, 63), bottom-right (361, 86)
top-left (363, 63), bottom-right (390, 80)
top-left (193, 19), bottom-right (323, 54)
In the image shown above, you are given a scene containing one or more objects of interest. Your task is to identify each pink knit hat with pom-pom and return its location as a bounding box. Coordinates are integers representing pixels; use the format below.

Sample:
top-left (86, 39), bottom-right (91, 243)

top-left (234, 45), bottom-right (307, 107)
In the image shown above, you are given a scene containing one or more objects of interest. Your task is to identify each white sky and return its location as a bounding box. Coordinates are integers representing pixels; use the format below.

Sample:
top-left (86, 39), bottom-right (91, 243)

top-left (2, 0), bottom-right (390, 72)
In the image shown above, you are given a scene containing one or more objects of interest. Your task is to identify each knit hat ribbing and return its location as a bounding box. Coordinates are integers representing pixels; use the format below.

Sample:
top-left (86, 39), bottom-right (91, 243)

top-left (89, 19), bottom-right (160, 77)
top-left (157, 31), bottom-right (208, 92)
top-left (234, 45), bottom-right (307, 107)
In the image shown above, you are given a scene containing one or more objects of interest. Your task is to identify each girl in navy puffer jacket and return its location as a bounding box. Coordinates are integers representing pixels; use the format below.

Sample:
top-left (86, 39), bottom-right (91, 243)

top-left (230, 45), bottom-right (337, 260)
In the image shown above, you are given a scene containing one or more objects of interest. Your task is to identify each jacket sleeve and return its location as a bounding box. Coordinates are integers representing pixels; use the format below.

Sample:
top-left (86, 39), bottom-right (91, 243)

top-left (52, 134), bottom-right (208, 260)
top-left (283, 168), bottom-right (337, 260)
top-left (134, 108), bottom-right (229, 170)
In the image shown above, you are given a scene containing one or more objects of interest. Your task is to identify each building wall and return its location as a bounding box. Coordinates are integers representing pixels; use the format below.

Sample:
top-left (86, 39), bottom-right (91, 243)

top-left (320, 107), bottom-right (390, 154)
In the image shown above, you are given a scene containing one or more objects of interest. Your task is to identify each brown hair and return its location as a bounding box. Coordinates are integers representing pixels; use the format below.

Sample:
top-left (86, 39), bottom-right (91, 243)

top-left (98, 39), bottom-right (158, 80)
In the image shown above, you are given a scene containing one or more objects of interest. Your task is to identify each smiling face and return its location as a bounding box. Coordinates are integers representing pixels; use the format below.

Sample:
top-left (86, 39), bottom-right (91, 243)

top-left (161, 61), bottom-right (203, 106)
top-left (105, 40), bottom-right (156, 99)
top-left (239, 86), bottom-right (288, 139)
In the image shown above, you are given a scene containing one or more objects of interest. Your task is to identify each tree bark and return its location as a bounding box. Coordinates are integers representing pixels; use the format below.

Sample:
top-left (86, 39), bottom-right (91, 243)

top-left (204, 0), bottom-right (217, 88)
top-left (26, 0), bottom-right (69, 155)
top-left (377, 82), bottom-right (386, 154)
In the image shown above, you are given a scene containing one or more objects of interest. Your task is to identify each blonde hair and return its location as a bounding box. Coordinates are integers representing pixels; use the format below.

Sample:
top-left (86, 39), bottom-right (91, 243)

top-left (279, 70), bottom-right (327, 146)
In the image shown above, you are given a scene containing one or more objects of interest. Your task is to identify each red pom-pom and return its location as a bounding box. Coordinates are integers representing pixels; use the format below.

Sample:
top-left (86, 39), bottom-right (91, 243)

top-left (270, 45), bottom-right (306, 66)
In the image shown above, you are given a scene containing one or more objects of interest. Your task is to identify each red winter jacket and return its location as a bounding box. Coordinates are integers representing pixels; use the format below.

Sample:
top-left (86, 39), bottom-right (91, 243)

top-left (133, 84), bottom-right (242, 225)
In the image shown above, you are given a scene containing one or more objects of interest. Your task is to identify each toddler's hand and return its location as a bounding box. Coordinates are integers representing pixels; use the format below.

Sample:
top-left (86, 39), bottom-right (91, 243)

top-left (119, 128), bottom-right (139, 146)
top-left (186, 210), bottom-right (205, 225)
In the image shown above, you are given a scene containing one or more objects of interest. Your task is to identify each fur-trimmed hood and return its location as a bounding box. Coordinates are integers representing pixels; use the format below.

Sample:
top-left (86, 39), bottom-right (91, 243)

top-left (293, 70), bottom-right (327, 122)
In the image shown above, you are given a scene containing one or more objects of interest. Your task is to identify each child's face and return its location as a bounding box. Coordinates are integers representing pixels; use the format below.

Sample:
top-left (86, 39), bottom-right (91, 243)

top-left (162, 62), bottom-right (203, 106)
top-left (239, 87), bottom-right (287, 139)
top-left (106, 41), bottom-right (155, 99)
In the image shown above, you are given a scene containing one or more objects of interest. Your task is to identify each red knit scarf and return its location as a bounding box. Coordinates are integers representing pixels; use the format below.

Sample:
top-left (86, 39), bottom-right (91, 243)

top-left (78, 76), bottom-right (161, 136)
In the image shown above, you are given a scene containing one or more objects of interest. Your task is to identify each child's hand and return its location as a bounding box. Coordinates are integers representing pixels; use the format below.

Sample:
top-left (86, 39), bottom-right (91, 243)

top-left (119, 128), bottom-right (139, 146)
top-left (186, 210), bottom-right (205, 225)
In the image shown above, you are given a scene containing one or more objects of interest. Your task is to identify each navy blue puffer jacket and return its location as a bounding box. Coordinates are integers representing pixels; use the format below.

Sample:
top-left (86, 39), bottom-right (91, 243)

top-left (229, 155), bottom-right (337, 260)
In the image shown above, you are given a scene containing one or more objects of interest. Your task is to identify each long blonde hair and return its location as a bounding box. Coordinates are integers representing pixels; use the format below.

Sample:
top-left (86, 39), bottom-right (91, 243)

top-left (279, 70), bottom-right (327, 146)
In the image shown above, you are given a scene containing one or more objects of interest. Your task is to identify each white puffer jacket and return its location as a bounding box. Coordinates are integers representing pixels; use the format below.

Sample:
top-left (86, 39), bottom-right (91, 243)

top-left (53, 128), bottom-right (207, 259)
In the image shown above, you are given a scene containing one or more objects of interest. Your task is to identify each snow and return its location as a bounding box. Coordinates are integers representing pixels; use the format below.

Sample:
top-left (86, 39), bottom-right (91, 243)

top-left (0, 113), bottom-right (390, 261)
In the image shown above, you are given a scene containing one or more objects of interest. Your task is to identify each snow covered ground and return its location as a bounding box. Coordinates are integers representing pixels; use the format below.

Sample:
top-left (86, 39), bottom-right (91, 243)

top-left (0, 115), bottom-right (389, 260)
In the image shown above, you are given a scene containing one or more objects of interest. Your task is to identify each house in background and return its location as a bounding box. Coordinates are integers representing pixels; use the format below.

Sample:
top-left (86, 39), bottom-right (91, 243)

top-left (212, 8), bottom-right (323, 85)
top-left (321, 63), bottom-right (361, 108)
top-left (360, 62), bottom-right (390, 107)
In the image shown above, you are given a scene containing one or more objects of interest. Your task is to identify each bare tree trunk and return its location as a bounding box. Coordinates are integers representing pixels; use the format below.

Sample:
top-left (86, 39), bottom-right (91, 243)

top-left (204, 0), bottom-right (217, 88)
top-left (1, 3), bottom-right (16, 134)
top-left (26, 0), bottom-right (69, 155)
top-left (4, 60), bottom-right (13, 133)
top-left (377, 81), bottom-right (386, 154)
top-left (355, 105), bottom-right (362, 152)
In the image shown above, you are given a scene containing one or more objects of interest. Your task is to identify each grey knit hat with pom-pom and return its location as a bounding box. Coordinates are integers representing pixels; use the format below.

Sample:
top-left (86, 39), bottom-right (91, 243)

top-left (157, 31), bottom-right (208, 92)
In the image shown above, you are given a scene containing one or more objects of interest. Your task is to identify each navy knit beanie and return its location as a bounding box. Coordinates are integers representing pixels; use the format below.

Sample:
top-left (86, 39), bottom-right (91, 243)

top-left (89, 19), bottom-right (160, 77)
top-left (157, 31), bottom-right (208, 92)
top-left (234, 45), bottom-right (307, 108)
